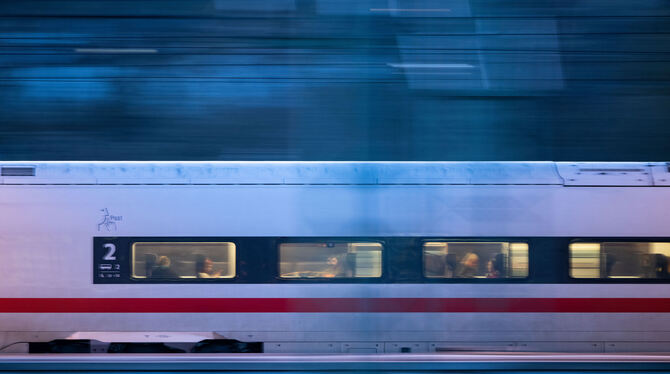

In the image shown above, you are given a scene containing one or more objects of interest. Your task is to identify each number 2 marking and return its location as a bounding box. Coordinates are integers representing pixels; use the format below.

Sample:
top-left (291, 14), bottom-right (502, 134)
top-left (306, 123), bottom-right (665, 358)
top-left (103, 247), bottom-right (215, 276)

top-left (103, 243), bottom-right (117, 260)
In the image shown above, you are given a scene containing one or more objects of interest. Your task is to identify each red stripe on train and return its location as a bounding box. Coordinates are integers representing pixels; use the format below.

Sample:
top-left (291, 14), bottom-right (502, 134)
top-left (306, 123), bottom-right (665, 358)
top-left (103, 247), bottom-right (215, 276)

top-left (0, 298), bottom-right (670, 313)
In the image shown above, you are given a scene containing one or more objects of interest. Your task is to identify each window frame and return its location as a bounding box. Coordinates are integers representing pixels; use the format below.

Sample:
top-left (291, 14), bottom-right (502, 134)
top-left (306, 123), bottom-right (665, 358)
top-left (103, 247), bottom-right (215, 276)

top-left (275, 238), bottom-right (387, 283)
top-left (116, 237), bottom-right (245, 284)
top-left (130, 241), bottom-right (238, 281)
top-left (568, 238), bottom-right (670, 283)
top-left (420, 238), bottom-right (532, 283)
top-left (93, 236), bottom-right (670, 285)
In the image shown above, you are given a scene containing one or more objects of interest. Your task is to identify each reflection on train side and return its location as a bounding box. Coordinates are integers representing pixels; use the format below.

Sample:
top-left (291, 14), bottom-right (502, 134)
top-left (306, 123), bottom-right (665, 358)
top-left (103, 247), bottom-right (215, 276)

top-left (279, 242), bottom-right (382, 278)
top-left (131, 242), bottom-right (236, 279)
top-left (423, 242), bottom-right (529, 278)
top-left (571, 242), bottom-right (670, 279)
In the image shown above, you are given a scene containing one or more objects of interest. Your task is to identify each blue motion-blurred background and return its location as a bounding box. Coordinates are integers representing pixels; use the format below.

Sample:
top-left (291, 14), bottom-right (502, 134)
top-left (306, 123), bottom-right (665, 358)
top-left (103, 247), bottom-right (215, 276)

top-left (1, 0), bottom-right (669, 160)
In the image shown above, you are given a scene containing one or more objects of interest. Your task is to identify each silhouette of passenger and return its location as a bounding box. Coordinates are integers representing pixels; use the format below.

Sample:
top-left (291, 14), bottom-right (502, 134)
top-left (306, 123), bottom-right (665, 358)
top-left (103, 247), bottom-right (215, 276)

top-left (655, 254), bottom-right (668, 279)
top-left (144, 253), bottom-right (157, 278)
top-left (196, 255), bottom-right (222, 278)
top-left (456, 253), bottom-right (479, 278)
top-left (605, 254), bottom-right (617, 277)
top-left (486, 253), bottom-right (505, 278)
top-left (151, 256), bottom-right (179, 278)
top-left (445, 253), bottom-right (458, 278)
top-left (322, 255), bottom-right (345, 278)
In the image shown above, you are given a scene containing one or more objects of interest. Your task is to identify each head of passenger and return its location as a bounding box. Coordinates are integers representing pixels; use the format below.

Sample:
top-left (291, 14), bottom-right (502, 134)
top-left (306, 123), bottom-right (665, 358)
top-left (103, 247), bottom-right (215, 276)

top-left (195, 254), bottom-right (222, 278)
top-left (157, 255), bottom-right (171, 268)
top-left (151, 256), bottom-right (178, 278)
top-left (463, 253), bottom-right (479, 268)
top-left (196, 255), bottom-right (213, 274)
top-left (324, 255), bottom-right (344, 277)
top-left (456, 253), bottom-right (479, 278)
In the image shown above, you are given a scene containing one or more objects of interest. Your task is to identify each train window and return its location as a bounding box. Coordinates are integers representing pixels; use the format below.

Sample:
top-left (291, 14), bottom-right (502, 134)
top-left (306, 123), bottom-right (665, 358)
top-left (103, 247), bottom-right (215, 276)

top-left (279, 242), bottom-right (383, 278)
top-left (423, 242), bottom-right (528, 278)
top-left (131, 242), bottom-right (236, 279)
top-left (570, 242), bottom-right (670, 279)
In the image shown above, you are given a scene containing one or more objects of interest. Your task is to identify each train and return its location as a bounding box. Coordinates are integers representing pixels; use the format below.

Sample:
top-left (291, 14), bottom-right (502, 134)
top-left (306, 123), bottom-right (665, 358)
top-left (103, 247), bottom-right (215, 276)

top-left (1, 161), bottom-right (670, 354)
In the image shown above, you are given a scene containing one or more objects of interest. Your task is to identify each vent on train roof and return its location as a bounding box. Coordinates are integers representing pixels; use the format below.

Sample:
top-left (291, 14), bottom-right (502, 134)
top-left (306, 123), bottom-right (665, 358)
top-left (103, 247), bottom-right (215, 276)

top-left (1, 166), bottom-right (36, 176)
top-left (578, 168), bottom-right (644, 173)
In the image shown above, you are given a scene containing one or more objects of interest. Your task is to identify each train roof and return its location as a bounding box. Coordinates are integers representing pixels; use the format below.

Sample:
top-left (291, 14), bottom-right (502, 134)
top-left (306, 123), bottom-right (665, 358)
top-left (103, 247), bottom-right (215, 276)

top-left (0, 161), bottom-right (668, 186)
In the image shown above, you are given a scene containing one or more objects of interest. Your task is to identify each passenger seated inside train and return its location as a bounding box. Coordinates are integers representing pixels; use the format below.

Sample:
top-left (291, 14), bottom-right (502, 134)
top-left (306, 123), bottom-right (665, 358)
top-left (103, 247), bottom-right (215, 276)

top-left (144, 253), bottom-right (157, 278)
top-left (280, 254), bottom-right (349, 278)
top-left (486, 253), bottom-right (505, 278)
top-left (151, 256), bottom-right (179, 278)
top-left (278, 242), bottom-right (382, 278)
top-left (422, 241), bottom-right (529, 279)
top-left (195, 255), bottom-right (222, 278)
top-left (455, 253), bottom-right (479, 278)
top-left (445, 254), bottom-right (458, 277)
top-left (322, 255), bottom-right (347, 278)
top-left (655, 254), bottom-right (668, 278)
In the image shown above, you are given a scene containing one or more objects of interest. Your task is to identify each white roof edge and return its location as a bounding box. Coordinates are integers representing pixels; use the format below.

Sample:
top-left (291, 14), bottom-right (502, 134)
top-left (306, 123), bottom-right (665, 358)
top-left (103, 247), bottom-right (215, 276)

top-left (0, 161), bottom-right (667, 186)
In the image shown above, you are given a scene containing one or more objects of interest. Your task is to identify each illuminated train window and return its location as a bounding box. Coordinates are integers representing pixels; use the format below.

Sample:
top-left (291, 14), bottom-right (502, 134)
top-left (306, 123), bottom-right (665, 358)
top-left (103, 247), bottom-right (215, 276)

top-left (570, 242), bottom-right (670, 279)
top-left (279, 242), bottom-right (383, 278)
top-left (131, 242), bottom-right (236, 279)
top-left (423, 242), bottom-right (529, 279)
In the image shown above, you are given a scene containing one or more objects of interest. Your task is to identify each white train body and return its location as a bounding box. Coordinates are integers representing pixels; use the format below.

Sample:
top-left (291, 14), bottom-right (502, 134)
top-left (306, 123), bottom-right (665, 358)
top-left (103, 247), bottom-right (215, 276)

top-left (1, 161), bottom-right (670, 353)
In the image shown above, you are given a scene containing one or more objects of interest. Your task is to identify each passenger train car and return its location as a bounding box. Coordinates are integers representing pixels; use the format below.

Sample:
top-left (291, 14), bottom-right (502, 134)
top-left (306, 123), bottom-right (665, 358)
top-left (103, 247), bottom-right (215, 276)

top-left (1, 161), bottom-right (670, 353)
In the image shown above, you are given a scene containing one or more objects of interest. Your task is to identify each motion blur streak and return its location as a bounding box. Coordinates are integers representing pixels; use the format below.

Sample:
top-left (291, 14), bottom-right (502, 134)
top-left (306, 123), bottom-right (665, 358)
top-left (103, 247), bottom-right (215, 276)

top-left (74, 49), bottom-right (159, 54)
top-left (369, 9), bottom-right (453, 12)
top-left (0, 0), bottom-right (669, 160)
